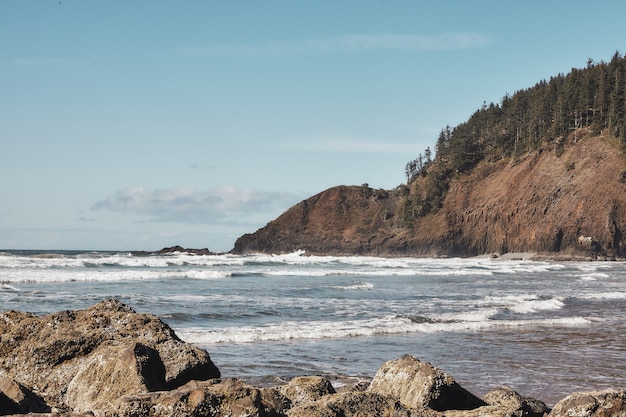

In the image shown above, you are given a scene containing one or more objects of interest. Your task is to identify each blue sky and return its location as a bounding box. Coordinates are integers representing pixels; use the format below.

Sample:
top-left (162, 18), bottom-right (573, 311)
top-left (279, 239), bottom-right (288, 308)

top-left (2, 0), bottom-right (625, 252)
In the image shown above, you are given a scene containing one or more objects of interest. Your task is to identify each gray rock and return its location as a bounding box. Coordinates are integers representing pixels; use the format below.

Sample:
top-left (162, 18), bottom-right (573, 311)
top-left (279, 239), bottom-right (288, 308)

top-left (0, 299), bottom-right (220, 412)
top-left (64, 343), bottom-right (166, 413)
top-left (278, 376), bottom-right (336, 407)
top-left (367, 355), bottom-right (486, 411)
top-left (549, 389), bottom-right (626, 417)
top-left (482, 386), bottom-right (551, 417)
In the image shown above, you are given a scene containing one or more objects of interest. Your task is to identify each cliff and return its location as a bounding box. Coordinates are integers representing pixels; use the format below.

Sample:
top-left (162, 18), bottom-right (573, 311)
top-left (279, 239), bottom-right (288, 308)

top-left (233, 133), bottom-right (626, 259)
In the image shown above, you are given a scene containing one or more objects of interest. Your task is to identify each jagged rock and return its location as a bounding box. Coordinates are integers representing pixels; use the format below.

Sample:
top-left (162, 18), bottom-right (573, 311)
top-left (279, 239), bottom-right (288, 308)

top-left (2, 414), bottom-right (93, 417)
top-left (0, 299), bottom-right (220, 412)
top-left (64, 343), bottom-right (166, 413)
top-left (286, 391), bottom-right (417, 417)
top-left (0, 377), bottom-right (50, 415)
top-left (367, 355), bottom-right (486, 411)
top-left (109, 378), bottom-right (265, 417)
top-left (278, 376), bottom-right (336, 407)
top-left (548, 389), bottom-right (626, 417)
top-left (482, 386), bottom-right (551, 417)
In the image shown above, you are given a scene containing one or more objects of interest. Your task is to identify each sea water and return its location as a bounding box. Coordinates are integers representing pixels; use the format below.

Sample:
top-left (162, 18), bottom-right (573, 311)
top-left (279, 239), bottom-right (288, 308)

top-left (1, 249), bottom-right (625, 406)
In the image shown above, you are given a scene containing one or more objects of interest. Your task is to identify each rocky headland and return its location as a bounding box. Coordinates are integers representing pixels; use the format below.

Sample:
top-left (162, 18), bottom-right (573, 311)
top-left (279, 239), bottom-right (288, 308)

top-left (1, 300), bottom-right (625, 416)
top-left (130, 246), bottom-right (216, 256)
top-left (233, 133), bottom-right (626, 260)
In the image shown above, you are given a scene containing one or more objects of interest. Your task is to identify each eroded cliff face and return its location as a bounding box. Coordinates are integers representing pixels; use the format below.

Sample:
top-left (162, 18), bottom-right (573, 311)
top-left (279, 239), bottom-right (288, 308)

top-left (233, 134), bottom-right (626, 259)
top-left (233, 185), bottom-right (404, 256)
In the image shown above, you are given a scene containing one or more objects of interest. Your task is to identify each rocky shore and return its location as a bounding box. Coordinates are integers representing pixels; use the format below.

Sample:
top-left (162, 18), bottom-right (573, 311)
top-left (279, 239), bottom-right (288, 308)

top-left (130, 246), bottom-right (216, 256)
top-left (1, 300), bottom-right (624, 416)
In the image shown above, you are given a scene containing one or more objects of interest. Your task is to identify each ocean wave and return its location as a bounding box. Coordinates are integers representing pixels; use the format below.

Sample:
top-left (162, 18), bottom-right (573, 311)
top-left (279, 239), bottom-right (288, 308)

top-left (176, 315), bottom-right (590, 345)
top-left (0, 269), bottom-right (232, 283)
top-left (579, 291), bottom-right (626, 300)
top-left (0, 251), bottom-right (576, 282)
top-left (483, 294), bottom-right (565, 314)
top-left (0, 284), bottom-right (20, 291)
top-left (579, 272), bottom-right (611, 281)
top-left (330, 281), bottom-right (374, 290)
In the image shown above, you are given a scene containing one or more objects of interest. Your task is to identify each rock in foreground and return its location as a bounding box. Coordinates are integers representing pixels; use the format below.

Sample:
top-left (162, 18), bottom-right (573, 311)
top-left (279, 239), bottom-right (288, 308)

top-left (1, 301), bottom-right (624, 417)
top-left (0, 299), bottom-right (220, 414)
top-left (367, 354), bottom-right (486, 411)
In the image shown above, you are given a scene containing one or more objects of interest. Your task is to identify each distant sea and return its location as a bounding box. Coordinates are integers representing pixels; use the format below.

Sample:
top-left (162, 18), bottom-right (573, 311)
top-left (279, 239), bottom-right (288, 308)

top-left (1, 249), bottom-right (625, 406)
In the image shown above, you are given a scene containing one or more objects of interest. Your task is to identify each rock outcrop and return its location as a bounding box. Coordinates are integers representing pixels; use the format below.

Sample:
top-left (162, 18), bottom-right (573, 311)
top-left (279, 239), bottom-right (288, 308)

top-left (549, 390), bottom-right (626, 417)
top-left (1, 301), bottom-right (624, 416)
top-left (130, 246), bottom-right (215, 256)
top-left (0, 299), bottom-right (220, 414)
top-left (233, 134), bottom-right (626, 259)
top-left (367, 354), bottom-right (486, 411)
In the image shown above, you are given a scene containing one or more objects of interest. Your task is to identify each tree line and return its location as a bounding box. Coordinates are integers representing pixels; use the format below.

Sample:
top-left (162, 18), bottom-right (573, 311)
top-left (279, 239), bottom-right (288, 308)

top-left (399, 51), bottom-right (626, 222)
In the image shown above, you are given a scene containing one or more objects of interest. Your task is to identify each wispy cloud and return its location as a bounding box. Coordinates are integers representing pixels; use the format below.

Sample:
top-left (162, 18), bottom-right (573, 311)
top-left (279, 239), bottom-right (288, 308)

top-left (281, 137), bottom-right (424, 154)
top-left (78, 216), bottom-right (97, 222)
top-left (176, 32), bottom-right (490, 57)
top-left (91, 186), bottom-right (304, 226)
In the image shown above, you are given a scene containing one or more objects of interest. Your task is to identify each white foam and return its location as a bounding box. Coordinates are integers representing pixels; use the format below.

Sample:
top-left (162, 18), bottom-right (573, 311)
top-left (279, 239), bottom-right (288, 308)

top-left (580, 292), bottom-right (626, 300)
top-left (509, 298), bottom-right (564, 314)
top-left (441, 308), bottom-right (500, 323)
top-left (579, 273), bottom-right (610, 281)
top-left (0, 268), bottom-right (231, 283)
top-left (176, 313), bottom-right (590, 345)
top-left (331, 282), bottom-right (374, 290)
top-left (483, 294), bottom-right (565, 314)
top-left (0, 284), bottom-right (20, 291)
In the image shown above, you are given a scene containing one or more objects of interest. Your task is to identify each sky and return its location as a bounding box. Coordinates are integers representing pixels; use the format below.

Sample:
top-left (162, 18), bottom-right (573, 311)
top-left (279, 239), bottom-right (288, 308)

top-left (2, 0), bottom-right (626, 252)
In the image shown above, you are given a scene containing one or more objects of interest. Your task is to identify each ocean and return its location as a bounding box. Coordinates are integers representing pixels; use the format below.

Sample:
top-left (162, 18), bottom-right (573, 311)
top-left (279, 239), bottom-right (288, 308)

top-left (1, 249), bottom-right (625, 406)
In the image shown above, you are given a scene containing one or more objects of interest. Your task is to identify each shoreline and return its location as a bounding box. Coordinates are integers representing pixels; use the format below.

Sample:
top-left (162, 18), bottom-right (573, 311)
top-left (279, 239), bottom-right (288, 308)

top-left (2, 300), bottom-right (624, 416)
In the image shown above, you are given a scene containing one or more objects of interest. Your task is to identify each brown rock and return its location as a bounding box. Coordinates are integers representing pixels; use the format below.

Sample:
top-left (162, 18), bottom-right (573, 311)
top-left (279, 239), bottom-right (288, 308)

top-left (367, 355), bottom-right (486, 411)
top-left (549, 389), bottom-right (626, 417)
top-left (483, 386), bottom-right (550, 417)
top-left (64, 343), bottom-right (166, 413)
top-left (110, 378), bottom-right (265, 417)
top-left (278, 376), bottom-right (336, 407)
top-left (0, 299), bottom-right (220, 412)
top-left (0, 377), bottom-right (50, 415)
top-left (286, 391), bottom-right (417, 417)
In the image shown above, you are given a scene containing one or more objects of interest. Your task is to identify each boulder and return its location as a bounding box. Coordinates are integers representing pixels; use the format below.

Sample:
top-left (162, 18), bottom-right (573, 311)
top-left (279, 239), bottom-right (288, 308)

top-left (549, 389), bottom-right (626, 417)
top-left (0, 299), bottom-right (220, 412)
top-left (367, 355), bottom-right (486, 411)
top-left (278, 376), bottom-right (336, 407)
top-left (482, 386), bottom-right (551, 417)
top-left (64, 342), bottom-right (166, 413)
top-left (0, 377), bottom-right (50, 415)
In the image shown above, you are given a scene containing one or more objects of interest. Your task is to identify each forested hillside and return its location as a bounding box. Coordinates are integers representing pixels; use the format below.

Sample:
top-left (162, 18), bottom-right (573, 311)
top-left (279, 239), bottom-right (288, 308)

top-left (234, 52), bottom-right (626, 259)
top-left (402, 52), bottom-right (626, 220)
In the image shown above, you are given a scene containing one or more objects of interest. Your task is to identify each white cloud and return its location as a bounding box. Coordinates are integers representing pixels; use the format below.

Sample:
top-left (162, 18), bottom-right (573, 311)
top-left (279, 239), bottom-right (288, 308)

top-left (176, 32), bottom-right (490, 57)
top-left (91, 186), bottom-right (303, 226)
